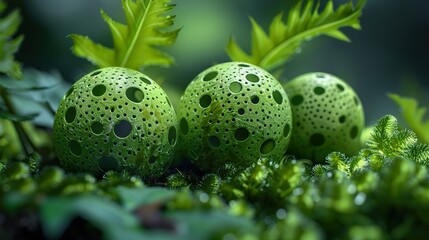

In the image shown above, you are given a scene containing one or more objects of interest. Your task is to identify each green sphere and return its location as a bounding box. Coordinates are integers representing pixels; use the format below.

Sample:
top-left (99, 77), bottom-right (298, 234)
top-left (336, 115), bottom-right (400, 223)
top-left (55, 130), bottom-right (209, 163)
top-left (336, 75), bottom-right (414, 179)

top-left (178, 62), bottom-right (293, 172)
top-left (53, 67), bottom-right (178, 177)
top-left (283, 72), bottom-right (365, 162)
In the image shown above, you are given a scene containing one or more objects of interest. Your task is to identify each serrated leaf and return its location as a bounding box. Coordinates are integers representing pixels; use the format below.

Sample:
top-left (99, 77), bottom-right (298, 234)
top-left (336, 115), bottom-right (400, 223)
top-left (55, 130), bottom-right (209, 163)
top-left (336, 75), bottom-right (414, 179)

top-left (226, 0), bottom-right (366, 71)
top-left (0, 7), bottom-right (23, 79)
top-left (406, 143), bottom-right (429, 165)
top-left (0, 69), bottom-right (70, 127)
top-left (70, 0), bottom-right (179, 70)
top-left (366, 114), bottom-right (398, 153)
top-left (389, 93), bottom-right (429, 144)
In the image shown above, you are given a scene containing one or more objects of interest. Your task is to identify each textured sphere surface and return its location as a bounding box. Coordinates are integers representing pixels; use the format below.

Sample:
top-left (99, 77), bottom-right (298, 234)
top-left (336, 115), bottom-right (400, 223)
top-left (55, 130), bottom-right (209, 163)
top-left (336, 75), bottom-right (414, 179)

top-left (53, 67), bottom-right (178, 177)
top-left (178, 62), bottom-right (293, 171)
top-left (283, 72), bottom-right (365, 162)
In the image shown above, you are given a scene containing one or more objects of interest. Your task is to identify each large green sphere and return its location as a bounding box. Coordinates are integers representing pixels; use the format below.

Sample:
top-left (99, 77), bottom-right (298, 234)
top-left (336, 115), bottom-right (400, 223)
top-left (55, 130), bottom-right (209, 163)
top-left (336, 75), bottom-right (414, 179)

top-left (178, 62), bottom-right (293, 172)
top-left (53, 67), bottom-right (178, 177)
top-left (283, 72), bottom-right (365, 162)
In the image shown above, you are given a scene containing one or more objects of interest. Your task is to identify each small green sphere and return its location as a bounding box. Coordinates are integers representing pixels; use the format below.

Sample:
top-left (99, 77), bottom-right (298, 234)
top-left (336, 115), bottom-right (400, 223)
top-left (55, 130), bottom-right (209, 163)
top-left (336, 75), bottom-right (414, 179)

top-left (53, 67), bottom-right (178, 177)
top-left (178, 62), bottom-right (293, 172)
top-left (283, 72), bottom-right (365, 162)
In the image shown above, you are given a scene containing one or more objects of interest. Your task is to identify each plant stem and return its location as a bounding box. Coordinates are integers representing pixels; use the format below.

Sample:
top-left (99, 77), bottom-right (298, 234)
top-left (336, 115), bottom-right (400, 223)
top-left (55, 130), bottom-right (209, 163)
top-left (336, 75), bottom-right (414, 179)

top-left (0, 87), bottom-right (35, 156)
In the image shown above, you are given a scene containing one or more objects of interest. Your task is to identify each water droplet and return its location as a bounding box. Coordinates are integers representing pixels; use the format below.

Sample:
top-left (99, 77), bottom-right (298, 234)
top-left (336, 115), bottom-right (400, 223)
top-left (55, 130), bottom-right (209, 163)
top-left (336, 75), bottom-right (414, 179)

top-left (199, 192), bottom-right (209, 203)
top-left (347, 184), bottom-right (357, 194)
top-left (354, 192), bottom-right (366, 205)
top-left (292, 187), bottom-right (303, 196)
top-left (276, 208), bottom-right (287, 219)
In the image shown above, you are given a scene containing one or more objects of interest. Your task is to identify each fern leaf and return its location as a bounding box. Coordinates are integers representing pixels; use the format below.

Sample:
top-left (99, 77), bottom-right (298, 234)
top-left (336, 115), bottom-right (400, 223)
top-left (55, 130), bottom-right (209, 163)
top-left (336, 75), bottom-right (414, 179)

top-left (388, 129), bottom-right (417, 157)
top-left (226, 0), bottom-right (366, 71)
top-left (326, 152), bottom-right (349, 175)
top-left (70, 0), bottom-right (179, 70)
top-left (366, 114), bottom-right (397, 153)
top-left (406, 143), bottom-right (429, 166)
top-left (0, 3), bottom-right (23, 79)
top-left (389, 94), bottom-right (429, 144)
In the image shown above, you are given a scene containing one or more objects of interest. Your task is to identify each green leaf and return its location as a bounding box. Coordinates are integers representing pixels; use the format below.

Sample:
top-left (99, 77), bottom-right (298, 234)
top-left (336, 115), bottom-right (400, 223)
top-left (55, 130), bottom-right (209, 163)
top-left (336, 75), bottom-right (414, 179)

top-left (0, 6), bottom-right (23, 79)
top-left (116, 186), bottom-right (177, 211)
top-left (40, 195), bottom-right (142, 240)
top-left (166, 210), bottom-right (258, 239)
top-left (226, 0), bottom-right (366, 71)
top-left (70, 0), bottom-right (180, 70)
top-left (389, 94), bottom-right (429, 144)
top-left (0, 107), bottom-right (38, 121)
top-left (0, 69), bottom-right (70, 126)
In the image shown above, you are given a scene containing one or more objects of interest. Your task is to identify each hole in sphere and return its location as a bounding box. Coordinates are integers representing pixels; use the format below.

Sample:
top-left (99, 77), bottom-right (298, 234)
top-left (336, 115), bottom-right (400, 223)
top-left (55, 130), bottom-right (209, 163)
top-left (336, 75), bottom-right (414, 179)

top-left (92, 84), bottom-right (106, 96)
top-left (339, 115), bottom-right (346, 124)
top-left (166, 97), bottom-right (172, 107)
top-left (284, 123), bottom-right (291, 137)
top-left (260, 139), bottom-right (275, 154)
top-left (316, 73), bottom-right (325, 78)
top-left (180, 118), bottom-right (189, 135)
top-left (91, 121), bottom-right (103, 134)
top-left (90, 70), bottom-right (102, 76)
top-left (99, 156), bottom-right (119, 171)
top-left (251, 95), bottom-right (259, 104)
top-left (199, 94), bottom-right (212, 108)
top-left (234, 127), bottom-right (249, 141)
top-left (140, 76), bottom-right (152, 85)
top-left (208, 135), bottom-right (220, 148)
top-left (313, 87), bottom-right (325, 95)
top-left (69, 140), bottom-right (82, 156)
top-left (336, 84), bottom-right (345, 92)
top-left (114, 120), bottom-right (132, 138)
top-left (65, 86), bottom-right (74, 97)
top-left (168, 126), bottom-right (177, 146)
top-left (126, 87), bottom-right (144, 103)
top-left (310, 133), bottom-right (325, 146)
top-left (203, 71), bottom-right (218, 81)
top-left (354, 96), bottom-right (360, 106)
top-left (238, 63), bottom-right (250, 67)
top-left (291, 95), bottom-right (304, 106)
top-left (65, 107), bottom-right (76, 123)
top-left (238, 108), bottom-right (245, 115)
top-left (229, 82), bottom-right (242, 93)
top-left (350, 126), bottom-right (358, 139)
top-left (246, 74), bottom-right (259, 83)
top-left (273, 90), bottom-right (283, 104)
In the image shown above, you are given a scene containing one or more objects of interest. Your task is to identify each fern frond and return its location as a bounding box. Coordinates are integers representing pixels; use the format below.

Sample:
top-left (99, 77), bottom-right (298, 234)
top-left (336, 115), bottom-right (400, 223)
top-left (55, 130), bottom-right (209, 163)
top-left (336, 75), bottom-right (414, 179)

top-left (366, 115), bottom-right (398, 154)
top-left (388, 129), bottom-right (417, 157)
top-left (389, 94), bottom-right (429, 144)
top-left (406, 143), bottom-right (429, 166)
top-left (70, 0), bottom-right (179, 70)
top-left (348, 154), bottom-right (368, 173)
top-left (0, 2), bottom-right (23, 79)
top-left (226, 0), bottom-right (366, 71)
top-left (325, 152), bottom-right (349, 176)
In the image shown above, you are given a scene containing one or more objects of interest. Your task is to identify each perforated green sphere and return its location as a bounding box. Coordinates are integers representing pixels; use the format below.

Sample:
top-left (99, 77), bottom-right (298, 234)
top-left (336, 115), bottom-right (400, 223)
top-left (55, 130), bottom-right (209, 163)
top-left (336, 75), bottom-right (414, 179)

top-left (53, 67), bottom-right (178, 177)
top-left (283, 72), bottom-right (365, 162)
top-left (178, 62), bottom-right (293, 171)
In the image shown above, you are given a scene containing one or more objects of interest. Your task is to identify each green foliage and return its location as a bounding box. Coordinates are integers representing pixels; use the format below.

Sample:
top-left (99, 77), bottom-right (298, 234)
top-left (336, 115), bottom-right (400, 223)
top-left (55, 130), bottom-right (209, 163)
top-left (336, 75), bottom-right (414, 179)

top-left (0, 1), bottom-right (23, 80)
top-left (2, 0), bottom-right (429, 239)
top-left (2, 114), bottom-right (429, 239)
top-left (70, 0), bottom-right (180, 70)
top-left (389, 93), bottom-right (429, 144)
top-left (226, 0), bottom-right (366, 71)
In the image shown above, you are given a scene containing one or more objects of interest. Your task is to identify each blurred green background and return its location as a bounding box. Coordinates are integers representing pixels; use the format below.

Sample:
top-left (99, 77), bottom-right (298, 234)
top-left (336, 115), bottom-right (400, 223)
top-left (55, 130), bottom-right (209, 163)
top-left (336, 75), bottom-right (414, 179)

top-left (5, 0), bottom-right (429, 126)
